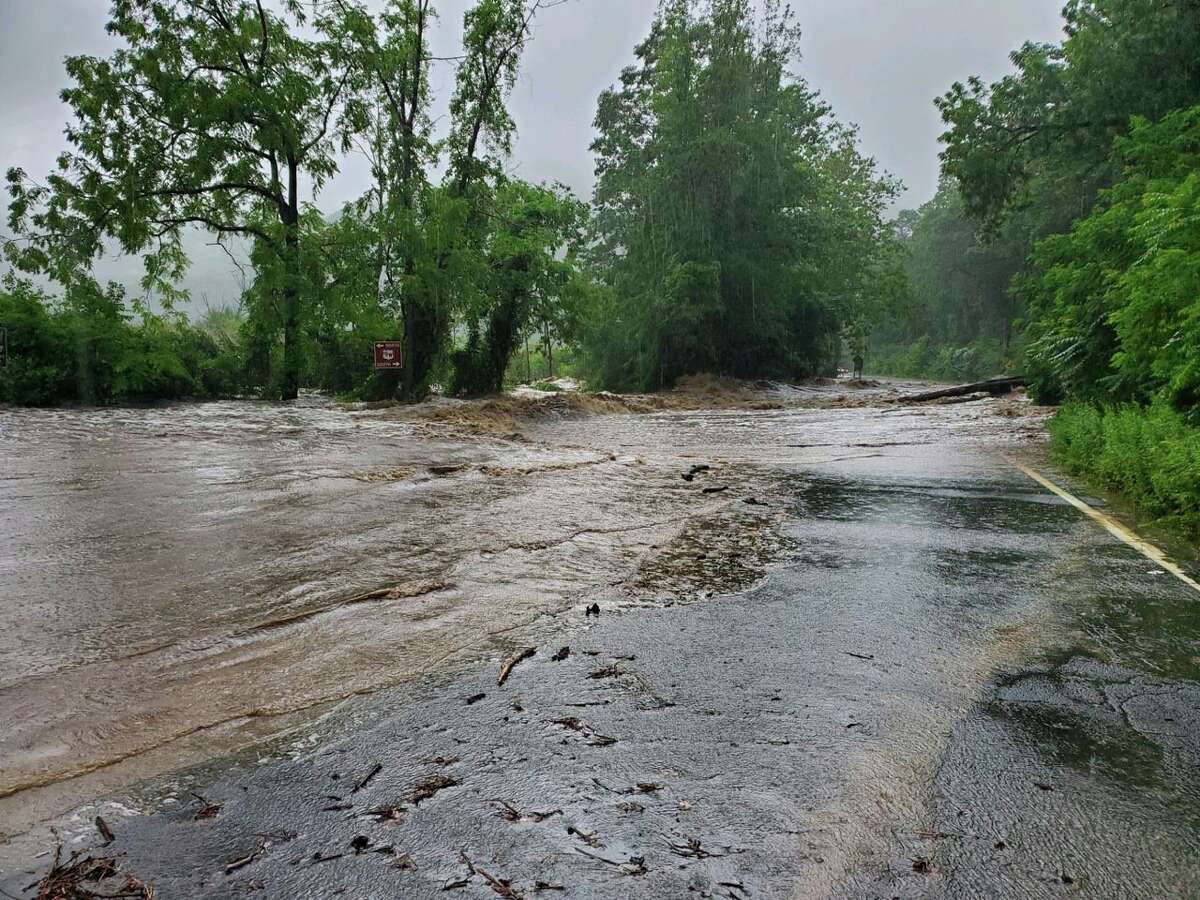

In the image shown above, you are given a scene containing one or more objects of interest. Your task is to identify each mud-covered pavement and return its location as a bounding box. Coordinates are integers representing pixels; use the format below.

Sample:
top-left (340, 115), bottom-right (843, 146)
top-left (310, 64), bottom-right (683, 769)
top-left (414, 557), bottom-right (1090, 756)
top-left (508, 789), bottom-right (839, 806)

top-left (3, 381), bottom-right (1199, 898)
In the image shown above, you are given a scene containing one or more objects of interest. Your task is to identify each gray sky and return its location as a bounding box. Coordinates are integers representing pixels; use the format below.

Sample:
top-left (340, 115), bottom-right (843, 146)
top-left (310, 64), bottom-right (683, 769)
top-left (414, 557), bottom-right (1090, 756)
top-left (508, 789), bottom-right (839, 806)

top-left (0, 0), bottom-right (1065, 310)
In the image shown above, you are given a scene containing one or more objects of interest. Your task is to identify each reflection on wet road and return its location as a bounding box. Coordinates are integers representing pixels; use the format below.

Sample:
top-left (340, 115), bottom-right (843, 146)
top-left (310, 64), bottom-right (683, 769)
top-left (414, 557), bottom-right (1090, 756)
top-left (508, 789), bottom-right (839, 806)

top-left (2, 387), bottom-right (1197, 897)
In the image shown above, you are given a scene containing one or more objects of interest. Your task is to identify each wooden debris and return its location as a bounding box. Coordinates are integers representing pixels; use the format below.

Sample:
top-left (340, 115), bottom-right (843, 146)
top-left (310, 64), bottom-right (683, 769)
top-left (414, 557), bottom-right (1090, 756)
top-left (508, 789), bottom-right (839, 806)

top-left (534, 881), bottom-right (565, 892)
top-left (225, 848), bottom-right (263, 875)
top-left (366, 803), bottom-right (408, 824)
top-left (406, 774), bottom-right (460, 806)
top-left (351, 762), bottom-right (382, 794)
top-left (549, 717), bottom-right (617, 747)
top-left (458, 851), bottom-right (525, 899)
top-left (31, 846), bottom-right (153, 900)
top-left (567, 826), bottom-right (604, 848)
top-left (492, 801), bottom-right (562, 823)
top-left (550, 646), bottom-right (570, 662)
top-left (898, 376), bottom-right (1027, 403)
top-left (466, 693), bottom-right (487, 705)
top-left (94, 816), bottom-right (115, 846)
top-left (702, 486), bottom-right (729, 494)
top-left (573, 848), bottom-right (647, 876)
top-left (190, 792), bottom-right (221, 821)
top-left (843, 651), bottom-right (875, 661)
top-left (667, 837), bottom-right (722, 859)
top-left (587, 663), bottom-right (621, 680)
top-left (498, 647), bottom-right (537, 686)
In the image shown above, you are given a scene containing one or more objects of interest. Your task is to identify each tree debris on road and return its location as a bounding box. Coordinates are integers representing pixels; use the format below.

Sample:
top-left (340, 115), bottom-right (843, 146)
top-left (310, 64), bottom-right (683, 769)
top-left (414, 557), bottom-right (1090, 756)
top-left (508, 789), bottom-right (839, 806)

top-left (407, 774), bottom-right (460, 806)
top-left (498, 647), bottom-right (537, 686)
top-left (897, 377), bottom-right (1027, 403)
top-left (31, 846), bottom-right (153, 900)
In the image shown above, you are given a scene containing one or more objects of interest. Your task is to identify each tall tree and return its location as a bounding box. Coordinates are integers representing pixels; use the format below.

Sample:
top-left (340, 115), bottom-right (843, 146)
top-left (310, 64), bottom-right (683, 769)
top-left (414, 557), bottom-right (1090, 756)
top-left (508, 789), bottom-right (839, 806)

top-left (585, 0), bottom-right (895, 389)
top-left (937, 0), bottom-right (1200, 234)
top-left (5, 0), bottom-right (366, 400)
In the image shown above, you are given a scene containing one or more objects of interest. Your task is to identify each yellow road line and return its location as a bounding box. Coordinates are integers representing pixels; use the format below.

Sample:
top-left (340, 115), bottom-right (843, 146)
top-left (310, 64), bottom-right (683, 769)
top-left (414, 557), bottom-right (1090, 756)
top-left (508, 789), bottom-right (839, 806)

top-left (1009, 459), bottom-right (1200, 596)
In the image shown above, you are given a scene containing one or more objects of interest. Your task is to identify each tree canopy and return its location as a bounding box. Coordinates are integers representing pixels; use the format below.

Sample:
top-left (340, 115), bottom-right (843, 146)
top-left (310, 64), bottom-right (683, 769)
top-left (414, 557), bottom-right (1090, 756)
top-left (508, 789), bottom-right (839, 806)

top-left (581, 0), bottom-right (896, 390)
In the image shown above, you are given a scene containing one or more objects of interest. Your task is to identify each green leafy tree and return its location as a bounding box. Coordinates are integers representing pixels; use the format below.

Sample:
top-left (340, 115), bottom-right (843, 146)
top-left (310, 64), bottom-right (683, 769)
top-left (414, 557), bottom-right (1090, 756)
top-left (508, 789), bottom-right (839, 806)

top-left (1020, 106), bottom-right (1200, 410)
top-left (5, 0), bottom-right (366, 399)
top-left (937, 0), bottom-right (1200, 234)
top-left (584, 0), bottom-right (895, 389)
top-left (450, 181), bottom-right (587, 395)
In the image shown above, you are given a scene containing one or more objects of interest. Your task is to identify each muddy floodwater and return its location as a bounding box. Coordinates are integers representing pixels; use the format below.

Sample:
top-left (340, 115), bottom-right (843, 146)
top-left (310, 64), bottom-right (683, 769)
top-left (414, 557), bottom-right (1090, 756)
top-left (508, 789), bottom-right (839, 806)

top-left (4, 382), bottom-right (1198, 898)
top-left (0, 384), bottom-right (1031, 832)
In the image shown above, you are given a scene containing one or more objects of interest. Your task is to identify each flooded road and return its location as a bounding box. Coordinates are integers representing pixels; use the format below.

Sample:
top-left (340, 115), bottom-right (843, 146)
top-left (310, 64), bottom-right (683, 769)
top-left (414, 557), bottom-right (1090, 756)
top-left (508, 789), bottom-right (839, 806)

top-left (0, 391), bottom-right (777, 832)
top-left (3, 383), bottom-right (1198, 897)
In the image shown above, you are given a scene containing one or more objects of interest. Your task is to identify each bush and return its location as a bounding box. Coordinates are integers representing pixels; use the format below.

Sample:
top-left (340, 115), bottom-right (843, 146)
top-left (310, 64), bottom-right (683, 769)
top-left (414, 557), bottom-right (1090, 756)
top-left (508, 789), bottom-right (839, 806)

top-left (1051, 402), bottom-right (1200, 536)
top-left (0, 276), bottom-right (240, 406)
top-left (870, 336), bottom-right (1010, 382)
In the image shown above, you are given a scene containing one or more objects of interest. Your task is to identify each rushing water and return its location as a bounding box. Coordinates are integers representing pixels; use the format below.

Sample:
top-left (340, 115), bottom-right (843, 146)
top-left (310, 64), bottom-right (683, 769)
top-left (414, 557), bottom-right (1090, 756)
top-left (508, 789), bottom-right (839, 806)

top-left (0, 387), bottom-right (1047, 837)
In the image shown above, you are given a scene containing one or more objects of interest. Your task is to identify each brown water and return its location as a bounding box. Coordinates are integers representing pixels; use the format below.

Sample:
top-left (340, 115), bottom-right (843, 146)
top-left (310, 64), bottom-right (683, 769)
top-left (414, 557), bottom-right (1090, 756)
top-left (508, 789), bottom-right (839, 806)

top-left (0, 386), bottom-right (1047, 838)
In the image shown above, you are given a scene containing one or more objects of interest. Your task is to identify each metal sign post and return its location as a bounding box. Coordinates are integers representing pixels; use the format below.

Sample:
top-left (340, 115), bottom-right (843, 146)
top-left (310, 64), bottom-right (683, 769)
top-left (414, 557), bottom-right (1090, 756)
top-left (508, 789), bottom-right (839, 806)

top-left (373, 341), bottom-right (403, 371)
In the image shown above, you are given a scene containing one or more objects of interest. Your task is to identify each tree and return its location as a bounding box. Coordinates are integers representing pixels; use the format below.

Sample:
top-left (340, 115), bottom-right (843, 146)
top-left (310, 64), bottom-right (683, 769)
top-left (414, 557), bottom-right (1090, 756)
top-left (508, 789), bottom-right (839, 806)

top-left (5, 0), bottom-right (365, 399)
top-left (449, 180), bottom-right (587, 395)
top-left (584, 0), bottom-right (895, 390)
top-left (335, 0), bottom-right (549, 400)
top-left (1019, 106), bottom-right (1200, 410)
top-left (937, 0), bottom-right (1200, 234)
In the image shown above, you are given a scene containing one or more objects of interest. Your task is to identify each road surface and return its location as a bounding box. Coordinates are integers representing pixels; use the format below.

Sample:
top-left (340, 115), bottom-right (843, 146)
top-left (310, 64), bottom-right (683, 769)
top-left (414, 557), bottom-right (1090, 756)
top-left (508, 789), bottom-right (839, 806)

top-left (1, 382), bottom-right (1197, 898)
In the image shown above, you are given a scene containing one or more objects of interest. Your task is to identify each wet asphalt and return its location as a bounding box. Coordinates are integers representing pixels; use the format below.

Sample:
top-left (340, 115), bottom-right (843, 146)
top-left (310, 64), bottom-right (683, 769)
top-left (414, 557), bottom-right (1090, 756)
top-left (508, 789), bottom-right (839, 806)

top-left (4, 426), bottom-right (1198, 899)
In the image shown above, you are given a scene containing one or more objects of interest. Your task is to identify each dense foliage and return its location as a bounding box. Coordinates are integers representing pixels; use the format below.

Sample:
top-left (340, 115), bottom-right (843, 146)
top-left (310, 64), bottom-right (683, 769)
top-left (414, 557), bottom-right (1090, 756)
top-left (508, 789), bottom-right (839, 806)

top-left (581, 0), bottom-right (896, 390)
top-left (0, 275), bottom-right (240, 405)
top-left (871, 180), bottom-right (1023, 381)
top-left (1019, 108), bottom-right (1200, 408)
top-left (3, 0), bottom-right (582, 405)
top-left (1051, 402), bottom-right (1200, 537)
top-left (880, 0), bottom-right (1200, 390)
top-left (921, 0), bottom-right (1200, 534)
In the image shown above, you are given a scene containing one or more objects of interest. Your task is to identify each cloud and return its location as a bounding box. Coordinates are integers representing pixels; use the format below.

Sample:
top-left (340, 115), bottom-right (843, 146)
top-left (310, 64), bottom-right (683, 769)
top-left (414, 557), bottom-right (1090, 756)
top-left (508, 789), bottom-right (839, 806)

top-left (0, 0), bottom-right (1064, 310)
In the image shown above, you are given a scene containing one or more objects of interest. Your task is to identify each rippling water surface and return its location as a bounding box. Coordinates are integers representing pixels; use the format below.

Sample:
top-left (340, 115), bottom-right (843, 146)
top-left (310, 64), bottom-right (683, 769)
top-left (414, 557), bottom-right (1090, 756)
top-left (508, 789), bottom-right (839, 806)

top-left (0, 387), bottom-right (1045, 835)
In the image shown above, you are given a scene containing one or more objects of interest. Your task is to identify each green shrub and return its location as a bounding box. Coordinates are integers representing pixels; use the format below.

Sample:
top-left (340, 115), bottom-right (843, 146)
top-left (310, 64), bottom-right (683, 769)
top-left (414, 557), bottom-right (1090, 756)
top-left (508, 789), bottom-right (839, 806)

top-left (1051, 402), bottom-right (1200, 536)
top-left (870, 336), bottom-right (1010, 382)
top-left (0, 276), bottom-right (240, 406)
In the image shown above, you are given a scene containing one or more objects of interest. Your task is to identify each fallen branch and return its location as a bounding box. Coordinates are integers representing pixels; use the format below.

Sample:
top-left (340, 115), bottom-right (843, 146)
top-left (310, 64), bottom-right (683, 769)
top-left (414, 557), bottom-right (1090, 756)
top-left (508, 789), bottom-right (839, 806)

top-left (458, 851), bottom-right (525, 899)
top-left (498, 647), bottom-right (537, 686)
top-left (351, 762), bottom-right (382, 794)
top-left (897, 377), bottom-right (1027, 403)
top-left (573, 848), bottom-right (648, 876)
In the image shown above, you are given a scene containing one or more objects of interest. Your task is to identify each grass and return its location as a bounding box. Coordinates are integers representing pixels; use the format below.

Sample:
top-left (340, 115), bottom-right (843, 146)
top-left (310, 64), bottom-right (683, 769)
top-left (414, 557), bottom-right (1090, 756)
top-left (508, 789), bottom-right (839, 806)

top-left (1050, 401), bottom-right (1200, 540)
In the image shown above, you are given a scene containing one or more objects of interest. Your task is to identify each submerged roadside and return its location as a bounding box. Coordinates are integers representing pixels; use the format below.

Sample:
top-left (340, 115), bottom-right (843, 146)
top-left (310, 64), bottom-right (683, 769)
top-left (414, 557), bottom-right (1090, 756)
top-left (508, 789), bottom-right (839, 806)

top-left (6, 381), bottom-right (1198, 898)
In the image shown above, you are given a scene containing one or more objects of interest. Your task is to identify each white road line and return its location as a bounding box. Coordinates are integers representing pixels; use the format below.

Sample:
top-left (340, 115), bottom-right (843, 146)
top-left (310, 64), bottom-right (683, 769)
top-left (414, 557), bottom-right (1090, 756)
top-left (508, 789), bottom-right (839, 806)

top-left (1009, 459), bottom-right (1200, 596)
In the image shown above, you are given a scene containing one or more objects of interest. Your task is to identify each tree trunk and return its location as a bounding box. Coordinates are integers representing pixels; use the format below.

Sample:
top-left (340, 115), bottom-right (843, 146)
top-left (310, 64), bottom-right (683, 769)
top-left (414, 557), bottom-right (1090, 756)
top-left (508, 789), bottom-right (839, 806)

top-left (898, 376), bottom-right (1028, 403)
top-left (279, 159), bottom-right (302, 402)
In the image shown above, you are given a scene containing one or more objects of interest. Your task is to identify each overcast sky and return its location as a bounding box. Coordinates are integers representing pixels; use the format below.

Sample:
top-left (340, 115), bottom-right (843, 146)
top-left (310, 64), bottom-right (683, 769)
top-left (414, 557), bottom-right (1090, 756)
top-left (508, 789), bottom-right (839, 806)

top-left (0, 0), bottom-right (1065, 309)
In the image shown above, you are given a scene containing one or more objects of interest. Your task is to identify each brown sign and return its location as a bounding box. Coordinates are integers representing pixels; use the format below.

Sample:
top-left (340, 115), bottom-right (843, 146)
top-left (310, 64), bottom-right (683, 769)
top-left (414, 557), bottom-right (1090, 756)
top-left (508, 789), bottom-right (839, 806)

top-left (373, 341), bottom-right (403, 370)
